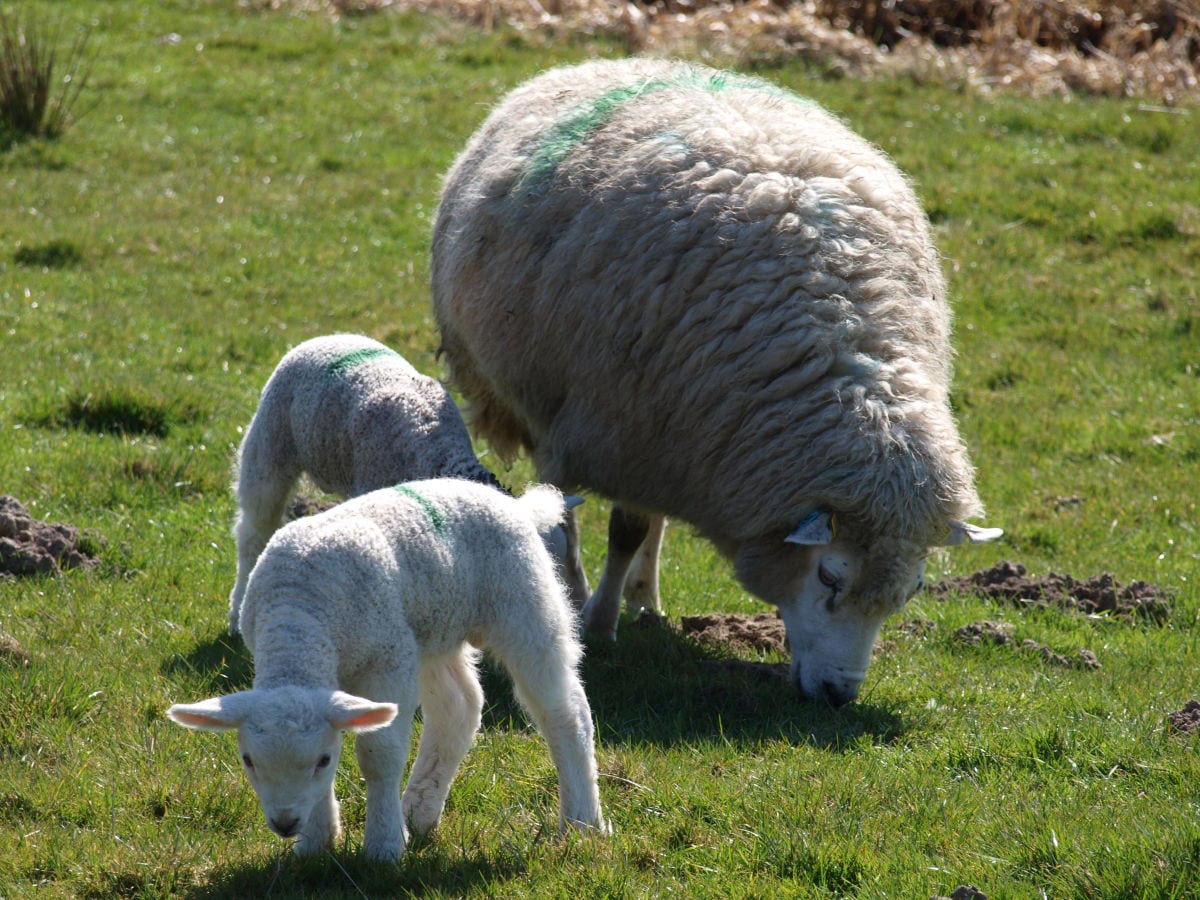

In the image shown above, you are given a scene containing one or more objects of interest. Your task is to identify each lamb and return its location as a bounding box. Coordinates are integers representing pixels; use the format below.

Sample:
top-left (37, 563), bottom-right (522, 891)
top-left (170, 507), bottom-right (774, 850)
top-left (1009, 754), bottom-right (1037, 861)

top-left (431, 58), bottom-right (1002, 707)
top-left (227, 333), bottom-right (585, 634)
top-left (168, 478), bottom-right (608, 861)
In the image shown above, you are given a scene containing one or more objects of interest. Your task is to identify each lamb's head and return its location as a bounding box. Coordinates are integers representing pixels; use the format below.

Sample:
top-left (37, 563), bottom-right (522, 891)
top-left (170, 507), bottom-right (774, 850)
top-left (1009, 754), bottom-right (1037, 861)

top-left (167, 686), bottom-right (396, 844)
top-left (735, 511), bottom-right (1001, 707)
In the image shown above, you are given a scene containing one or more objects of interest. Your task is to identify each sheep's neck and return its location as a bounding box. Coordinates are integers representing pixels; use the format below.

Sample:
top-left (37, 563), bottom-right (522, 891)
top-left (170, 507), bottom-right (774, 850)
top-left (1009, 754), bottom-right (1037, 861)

top-left (251, 611), bottom-right (340, 691)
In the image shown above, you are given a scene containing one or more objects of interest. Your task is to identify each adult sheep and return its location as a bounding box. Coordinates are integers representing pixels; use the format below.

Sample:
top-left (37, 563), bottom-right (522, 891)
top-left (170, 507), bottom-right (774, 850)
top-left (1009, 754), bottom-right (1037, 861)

top-left (432, 58), bottom-right (1001, 707)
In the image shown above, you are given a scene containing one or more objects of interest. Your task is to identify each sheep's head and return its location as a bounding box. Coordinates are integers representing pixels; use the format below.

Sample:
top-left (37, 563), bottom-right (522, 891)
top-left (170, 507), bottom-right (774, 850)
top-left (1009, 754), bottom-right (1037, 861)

top-left (167, 686), bottom-right (396, 844)
top-left (735, 511), bottom-right (1001, 707)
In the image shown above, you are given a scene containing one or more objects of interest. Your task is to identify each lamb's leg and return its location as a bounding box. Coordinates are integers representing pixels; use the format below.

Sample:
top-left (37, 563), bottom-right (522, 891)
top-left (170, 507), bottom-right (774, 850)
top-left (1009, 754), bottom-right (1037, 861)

top-left (622, 514), bottom-right (665, 615)
top-left (559, 506), bottom-right (591, 609)
top-left (295, 788), bottom-right (341, 857)
top-left (354, 687), bottom-right (418, 861)
top-left (499, 639), bottom-right (606, 833)
top-left (228, 438), bottom-right (299, 633)
top-left (581, 505), bottom-right (651, 639)
top-left (401, 649), bottom-right (484, 836)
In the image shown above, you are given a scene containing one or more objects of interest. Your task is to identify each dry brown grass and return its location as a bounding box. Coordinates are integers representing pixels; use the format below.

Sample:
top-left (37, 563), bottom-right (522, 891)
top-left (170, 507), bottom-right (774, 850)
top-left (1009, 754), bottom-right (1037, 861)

top-left (244, 0), bottom-right (1200, 103)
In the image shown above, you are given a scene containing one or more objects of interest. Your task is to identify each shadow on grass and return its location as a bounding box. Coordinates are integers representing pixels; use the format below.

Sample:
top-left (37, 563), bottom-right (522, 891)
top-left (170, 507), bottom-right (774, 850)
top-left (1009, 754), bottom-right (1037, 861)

top-left (160, 630), bottom-right (253, 695)
top-left (164, 613), bottom-right (906, 752)
top-left (482, 612), bottom-right (910, 751)
top-left (177, 842), bottom-right (525, 899)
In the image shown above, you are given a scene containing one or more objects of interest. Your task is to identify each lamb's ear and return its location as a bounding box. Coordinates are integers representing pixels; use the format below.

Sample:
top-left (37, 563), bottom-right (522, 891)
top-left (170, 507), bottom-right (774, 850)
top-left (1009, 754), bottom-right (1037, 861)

top-left (943, 520), bottom-right (1004, 546)
top-left (167, 694), bottom-right (254, 731)
top-left (785, 510), bottom-right (835, 546)
top-left (563, 495), bottom-right (586, 511)
top-left (326, 692), bottom-right (398, 733)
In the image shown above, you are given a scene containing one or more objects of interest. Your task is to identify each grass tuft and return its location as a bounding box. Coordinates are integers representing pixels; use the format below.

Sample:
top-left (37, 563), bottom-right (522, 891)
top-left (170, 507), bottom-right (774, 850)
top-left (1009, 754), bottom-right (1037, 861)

top-left (0, 8), bottom-right (92, 143)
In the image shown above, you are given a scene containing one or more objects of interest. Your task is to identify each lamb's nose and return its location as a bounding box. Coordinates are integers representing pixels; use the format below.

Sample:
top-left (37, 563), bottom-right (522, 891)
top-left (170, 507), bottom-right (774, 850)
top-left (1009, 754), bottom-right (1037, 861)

top-left (269, 815), bottom-right (300, 838)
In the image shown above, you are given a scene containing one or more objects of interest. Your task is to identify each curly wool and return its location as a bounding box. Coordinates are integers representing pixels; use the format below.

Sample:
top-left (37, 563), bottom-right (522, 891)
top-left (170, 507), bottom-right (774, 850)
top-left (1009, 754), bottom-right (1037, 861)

top-left (433, 58), bottom-right (983, 552)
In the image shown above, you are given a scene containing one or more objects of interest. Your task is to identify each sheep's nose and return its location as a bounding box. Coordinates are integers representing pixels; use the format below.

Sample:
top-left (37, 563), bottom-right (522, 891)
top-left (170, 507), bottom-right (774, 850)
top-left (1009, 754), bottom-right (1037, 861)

top-left (818, 680), bottom-right (858, 710)
top-left (269, 815), bottom-right (300, 838)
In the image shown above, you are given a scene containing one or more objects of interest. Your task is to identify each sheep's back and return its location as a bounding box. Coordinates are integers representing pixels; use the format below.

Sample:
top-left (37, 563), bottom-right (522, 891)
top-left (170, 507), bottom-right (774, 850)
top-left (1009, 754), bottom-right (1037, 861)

top-left (433, 59), bottom-right (980, 545)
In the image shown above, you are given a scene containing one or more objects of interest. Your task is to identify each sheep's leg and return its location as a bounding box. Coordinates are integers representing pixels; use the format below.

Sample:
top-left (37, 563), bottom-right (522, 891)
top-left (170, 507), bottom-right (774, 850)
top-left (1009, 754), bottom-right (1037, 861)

top-left (559, 506), bottom-right (591, 609)
top-left (228, 448), bottom-right (299, 633)
top-left (354, 686), bottom-right (418, 861)
top-left (401, 650), bottom-right (484, 836)
top-left (581, 505), bottom-right (651, 639)
top-left (505, 658), bottom-right (606, 834)
top-left (622, 514), bottom-right (665, 615)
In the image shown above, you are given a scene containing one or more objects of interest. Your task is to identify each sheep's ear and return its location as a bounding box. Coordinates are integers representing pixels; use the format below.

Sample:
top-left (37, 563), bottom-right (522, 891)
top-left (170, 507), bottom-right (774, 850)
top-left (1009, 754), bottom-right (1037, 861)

top-left (327, 692), bottom-right (398, 733)
top-left (563, 495), bottom-right (586, 511)
top-left (785, 510), bottom-right (835, 546)
top-left (167, 694), bottom-right (252, 731)
top-left (943, 520), bottom-right (1004, 546)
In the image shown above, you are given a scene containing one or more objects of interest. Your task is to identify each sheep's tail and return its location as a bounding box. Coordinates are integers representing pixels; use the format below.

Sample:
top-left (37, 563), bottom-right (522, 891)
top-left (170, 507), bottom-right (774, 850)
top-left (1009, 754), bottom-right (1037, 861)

top-left (516, 483), bottom-right (581, 535)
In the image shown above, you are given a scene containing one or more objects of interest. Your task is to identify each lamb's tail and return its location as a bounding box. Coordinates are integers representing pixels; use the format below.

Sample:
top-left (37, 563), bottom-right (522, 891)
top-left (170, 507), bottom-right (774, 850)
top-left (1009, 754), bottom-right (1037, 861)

top-left (517, 484), bottom-right (583, 536)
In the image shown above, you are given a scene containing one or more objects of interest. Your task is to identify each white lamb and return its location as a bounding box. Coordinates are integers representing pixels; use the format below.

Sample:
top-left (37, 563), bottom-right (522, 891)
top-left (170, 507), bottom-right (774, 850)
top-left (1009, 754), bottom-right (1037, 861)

top-left (168, 478), bottom-right (608, 861)
top-left (227, 333), bottom-right (584, 634)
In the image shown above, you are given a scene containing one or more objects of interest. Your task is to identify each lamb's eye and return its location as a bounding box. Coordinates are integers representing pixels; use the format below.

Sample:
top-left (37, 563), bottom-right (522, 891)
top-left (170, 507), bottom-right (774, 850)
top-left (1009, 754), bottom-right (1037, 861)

top-left (315, 753), bottom-right (332, 771)
top-left (242, 754), bottom-right (254, 770)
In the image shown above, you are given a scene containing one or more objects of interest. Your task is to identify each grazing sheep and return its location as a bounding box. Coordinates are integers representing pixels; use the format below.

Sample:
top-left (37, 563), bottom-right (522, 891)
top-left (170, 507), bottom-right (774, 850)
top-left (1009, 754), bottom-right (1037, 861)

top-left (432, 58), bottom-right (1002, 707)
top-left (169, 479), bottom-right (608, 861)
top-left (228, 333), bottom-right (586, 633)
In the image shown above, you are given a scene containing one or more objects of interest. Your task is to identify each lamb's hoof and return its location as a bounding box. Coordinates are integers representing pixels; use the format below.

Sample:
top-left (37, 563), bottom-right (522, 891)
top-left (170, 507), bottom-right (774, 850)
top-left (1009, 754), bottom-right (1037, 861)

top-left (363, 839), bottom-right (405, 862)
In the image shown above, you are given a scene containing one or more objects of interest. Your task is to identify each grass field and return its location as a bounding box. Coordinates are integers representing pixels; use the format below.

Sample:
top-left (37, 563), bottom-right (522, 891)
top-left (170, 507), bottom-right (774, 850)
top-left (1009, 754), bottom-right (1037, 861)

top-left (1, 1), bottom-right (1198, 897)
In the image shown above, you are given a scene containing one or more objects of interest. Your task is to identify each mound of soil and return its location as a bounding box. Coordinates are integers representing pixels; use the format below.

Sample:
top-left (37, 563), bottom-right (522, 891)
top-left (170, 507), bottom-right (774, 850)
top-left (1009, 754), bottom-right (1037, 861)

top-left (1167, 700), bottom-right (1200, 735)
top-left (680, 612), bottom-right (787, 654)
top-left (0, 631), bottom-right (32, 667)
top-left (953, 619), bottom-right (1101, 669)
top-left (0, 496), bottom-right (100, 580)
top-left (928, 560), bottom-right (1171, 622)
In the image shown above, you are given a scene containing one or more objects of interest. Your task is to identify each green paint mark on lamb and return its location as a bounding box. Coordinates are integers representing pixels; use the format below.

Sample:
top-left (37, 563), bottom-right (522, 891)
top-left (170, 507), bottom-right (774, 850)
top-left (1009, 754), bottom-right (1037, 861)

top-left (394, 484), bottom-right (447, 535)
top-left (324, 346), bottom-right (401, 380)
top-left (520, 68), bottom-right (811, 188)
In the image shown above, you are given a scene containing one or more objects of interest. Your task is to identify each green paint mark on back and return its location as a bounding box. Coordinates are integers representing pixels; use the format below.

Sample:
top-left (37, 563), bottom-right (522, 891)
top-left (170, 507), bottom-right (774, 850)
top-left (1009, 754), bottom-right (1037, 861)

top-left (520, 67), bottom-right (812, 189)
top-left (325, 346), bottom-right (402, 380)
top-left (394, 484), bottom-right (447, 535)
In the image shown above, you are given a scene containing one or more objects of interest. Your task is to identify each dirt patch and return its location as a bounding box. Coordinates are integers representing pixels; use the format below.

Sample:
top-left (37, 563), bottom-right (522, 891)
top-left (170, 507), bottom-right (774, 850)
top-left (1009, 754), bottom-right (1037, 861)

top-left (0, 632), bottom-right (32, 667)
top-left (953, 619), bottom-right (1101, 669)
top-left (680, 611), bottom-right (787, 654)
top-left (928, 560), bottom-right (1172, 622)
top-left (287, 494), bottom-right (340, 520)
top-left (933, 886), bottom-right (989, 900)
top-left (1167, 699), bottom-right (1200, 735)
top-left (0, 496), bottom-right (101, 580)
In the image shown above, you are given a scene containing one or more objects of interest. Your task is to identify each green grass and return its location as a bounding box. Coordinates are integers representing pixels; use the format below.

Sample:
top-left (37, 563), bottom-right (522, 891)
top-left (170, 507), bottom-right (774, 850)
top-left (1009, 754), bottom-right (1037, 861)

top-left (1, 1), bottom-right (1198, 896)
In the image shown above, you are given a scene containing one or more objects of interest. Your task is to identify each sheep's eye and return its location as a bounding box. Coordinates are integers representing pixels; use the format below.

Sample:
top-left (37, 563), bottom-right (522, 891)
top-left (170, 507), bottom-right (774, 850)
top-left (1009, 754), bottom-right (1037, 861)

top-left (242, 754), bottom-right (254, 770)
top-left (817, 564), bottom-right (841, 592)
top-left (315, 754), bottom-right (332, 771)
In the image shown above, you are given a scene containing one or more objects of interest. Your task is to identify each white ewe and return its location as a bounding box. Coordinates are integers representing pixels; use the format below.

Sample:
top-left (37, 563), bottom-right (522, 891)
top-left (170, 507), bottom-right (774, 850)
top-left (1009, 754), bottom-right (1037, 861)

top-left (169, 478), bottom-right (607, 861)
top-left (432, 58), bottom-right (1001, 707)
top-left (228, 333), bottom-right (585, 633)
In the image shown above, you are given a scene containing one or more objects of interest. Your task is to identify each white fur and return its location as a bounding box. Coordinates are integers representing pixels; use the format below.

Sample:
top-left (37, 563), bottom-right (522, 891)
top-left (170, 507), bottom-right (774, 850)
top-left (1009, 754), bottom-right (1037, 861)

top-left (432, 58), bottom-right (1001, 706)
top-left (228, 333), bottom-right (585, 633)
top-left (169, 479), bottom-right (607, 861)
